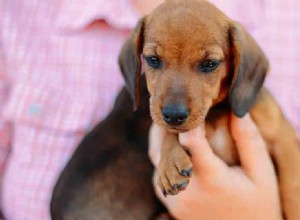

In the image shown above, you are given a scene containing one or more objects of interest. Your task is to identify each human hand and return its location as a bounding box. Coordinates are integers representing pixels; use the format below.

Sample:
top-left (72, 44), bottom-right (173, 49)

top-left (148, 114), bottom-right (282, 220)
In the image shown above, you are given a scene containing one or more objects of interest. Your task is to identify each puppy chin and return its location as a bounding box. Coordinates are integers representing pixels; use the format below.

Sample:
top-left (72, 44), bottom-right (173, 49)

top-left (166, 127), bottom-right (189, 134)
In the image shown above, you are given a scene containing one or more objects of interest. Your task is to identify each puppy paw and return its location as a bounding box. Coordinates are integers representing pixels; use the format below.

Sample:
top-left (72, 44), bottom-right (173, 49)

top-left (157, 145), bottom-right (192, 196)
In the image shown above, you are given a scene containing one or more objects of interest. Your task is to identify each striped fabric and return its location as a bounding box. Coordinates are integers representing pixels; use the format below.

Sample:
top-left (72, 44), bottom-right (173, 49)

top-left (0, 0), bottom-right (299, 219)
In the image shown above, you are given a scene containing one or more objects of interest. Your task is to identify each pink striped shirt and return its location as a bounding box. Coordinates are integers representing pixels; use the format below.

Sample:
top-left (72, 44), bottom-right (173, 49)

top-left (0, 0), bottom-right (299, 219)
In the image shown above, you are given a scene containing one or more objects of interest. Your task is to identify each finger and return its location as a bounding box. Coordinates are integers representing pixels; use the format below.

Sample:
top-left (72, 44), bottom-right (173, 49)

top-left (231, 113), bottom-right (274, 180)
top-left (148, 123), bottom-right (167, 168)
top-left (179, 126), bottom-right (226, 174)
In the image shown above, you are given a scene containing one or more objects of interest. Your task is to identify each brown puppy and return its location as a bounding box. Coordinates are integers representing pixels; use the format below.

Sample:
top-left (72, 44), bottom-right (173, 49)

top-left (119, 0), bottom-right (300, 219)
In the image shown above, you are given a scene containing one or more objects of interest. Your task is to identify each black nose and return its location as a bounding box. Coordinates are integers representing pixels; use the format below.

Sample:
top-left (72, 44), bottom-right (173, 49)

top-left (162, 104), bottom-right (189, 125)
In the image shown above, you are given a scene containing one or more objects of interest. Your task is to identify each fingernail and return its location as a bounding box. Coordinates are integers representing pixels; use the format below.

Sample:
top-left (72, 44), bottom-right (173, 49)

top-left (239, 114), bottom-right (254, 128)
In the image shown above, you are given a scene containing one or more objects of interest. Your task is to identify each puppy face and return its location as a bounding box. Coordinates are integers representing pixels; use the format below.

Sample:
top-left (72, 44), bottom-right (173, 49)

top-left (143, 0), bottom-right (231, 131)
top-left (119, 0), bottom-right (268, 132)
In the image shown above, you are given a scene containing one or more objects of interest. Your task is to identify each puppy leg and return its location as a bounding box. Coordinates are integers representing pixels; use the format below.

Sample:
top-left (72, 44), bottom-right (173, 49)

top-left (273, 122), bottom-right (300, 220)
top-left (157, 133), bottom-right (192, 196)
top-left (251, 89), bottom-right (300, 220)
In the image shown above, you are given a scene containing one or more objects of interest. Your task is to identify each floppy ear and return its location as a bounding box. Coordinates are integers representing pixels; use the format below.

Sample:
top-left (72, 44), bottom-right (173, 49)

top-left (229, 21), bottom-right (269, 117)
top-left (118, 18), bottom-right (145, 110)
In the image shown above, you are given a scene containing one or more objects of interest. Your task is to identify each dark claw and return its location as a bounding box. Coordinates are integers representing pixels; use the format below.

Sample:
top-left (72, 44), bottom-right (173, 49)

top-left (178, 180), bottom-right (189, 190)
top-left (168, 189), bottom-right (174, 195)
top-left (180, 168), bottom-right (193, 177)
top-left (162, 189), bottom-right (167, 197)
top-left (172, 184), bottom-right (179, 191)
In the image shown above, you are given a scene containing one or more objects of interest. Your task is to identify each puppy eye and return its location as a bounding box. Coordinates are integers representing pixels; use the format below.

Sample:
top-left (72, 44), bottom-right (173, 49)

top-left (199, 59), bottom-right (220, 73)
top-left (144, 56), bottom-right (162, 69)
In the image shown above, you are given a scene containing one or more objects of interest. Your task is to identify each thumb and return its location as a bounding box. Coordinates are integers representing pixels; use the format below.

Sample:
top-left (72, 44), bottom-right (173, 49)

top-left (179, 125), bottom-right (225, 173)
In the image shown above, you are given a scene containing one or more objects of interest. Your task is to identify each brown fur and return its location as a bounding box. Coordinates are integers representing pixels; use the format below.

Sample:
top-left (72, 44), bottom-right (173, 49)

top-left (119, 0), bottom-right (300, 219)
top-left (51, 82), bottom-right (170, 220)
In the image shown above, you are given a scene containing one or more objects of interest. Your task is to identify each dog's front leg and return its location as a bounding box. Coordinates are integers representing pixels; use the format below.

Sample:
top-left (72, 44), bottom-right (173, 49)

top-left (157, 133), bottom-right (192, 196)
top-left (250, 89), bottom-right (300, 220)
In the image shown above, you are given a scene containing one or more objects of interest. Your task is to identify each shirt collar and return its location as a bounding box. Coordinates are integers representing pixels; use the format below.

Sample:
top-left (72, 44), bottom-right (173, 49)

top-left (56, 0), bottom-right (139, 32)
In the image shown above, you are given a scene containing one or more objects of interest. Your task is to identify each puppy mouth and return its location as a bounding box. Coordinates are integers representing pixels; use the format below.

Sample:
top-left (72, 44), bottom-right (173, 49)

top-left (150, 113), bottom-right (190, 133)
top-left (161, 116), bottom-right (203, 133)
top-left (166, 126), bottom-right (189, 133)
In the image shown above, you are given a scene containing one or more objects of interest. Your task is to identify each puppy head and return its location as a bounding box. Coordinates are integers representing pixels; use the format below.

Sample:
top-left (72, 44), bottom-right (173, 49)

top-left (119, 0), bottom-right (269, 132)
